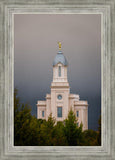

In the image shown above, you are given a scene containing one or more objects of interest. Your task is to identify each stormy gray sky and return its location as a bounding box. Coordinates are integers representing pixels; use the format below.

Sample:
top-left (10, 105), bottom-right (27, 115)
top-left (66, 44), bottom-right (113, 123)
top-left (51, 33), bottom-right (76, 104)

top-left (14, 14), bottom-right (101, 130)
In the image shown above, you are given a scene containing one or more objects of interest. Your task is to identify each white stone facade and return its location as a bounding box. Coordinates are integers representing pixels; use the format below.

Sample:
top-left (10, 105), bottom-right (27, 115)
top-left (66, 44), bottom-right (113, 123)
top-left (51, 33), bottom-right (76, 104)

top-left (37, 49), bottom-right (88, 130)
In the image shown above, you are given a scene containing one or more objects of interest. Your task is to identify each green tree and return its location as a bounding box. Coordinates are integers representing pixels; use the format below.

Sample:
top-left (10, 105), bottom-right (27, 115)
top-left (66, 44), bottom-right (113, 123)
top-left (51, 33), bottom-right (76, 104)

top-left (14, 88), bottom-right (39, 146)
top-left (63, 109), bottom-right (83, 146)
top-left (83, 129), bottom-right (99, 146)
top-left (82, 115), bottom-right (101, 146)
top-left (39, 114), bottom-right (56, 145)
top-left (53, 121), bottom-right (68, 146)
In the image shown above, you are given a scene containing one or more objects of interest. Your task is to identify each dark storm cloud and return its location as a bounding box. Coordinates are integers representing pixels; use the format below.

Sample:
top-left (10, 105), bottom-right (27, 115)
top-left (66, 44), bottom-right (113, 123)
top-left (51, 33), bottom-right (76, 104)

top-left (14, 14), bottom-right (101, 130)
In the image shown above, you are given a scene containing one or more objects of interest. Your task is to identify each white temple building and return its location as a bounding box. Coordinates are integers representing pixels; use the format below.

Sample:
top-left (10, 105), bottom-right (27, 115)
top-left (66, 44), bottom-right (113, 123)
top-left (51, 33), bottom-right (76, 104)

top-left (37, 43), bottom-right (88, 130)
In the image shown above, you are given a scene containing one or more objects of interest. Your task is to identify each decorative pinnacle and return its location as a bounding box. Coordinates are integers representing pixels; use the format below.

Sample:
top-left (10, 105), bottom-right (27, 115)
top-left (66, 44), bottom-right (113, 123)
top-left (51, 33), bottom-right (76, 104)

top-left (58, 42), bottom-right (61, 50)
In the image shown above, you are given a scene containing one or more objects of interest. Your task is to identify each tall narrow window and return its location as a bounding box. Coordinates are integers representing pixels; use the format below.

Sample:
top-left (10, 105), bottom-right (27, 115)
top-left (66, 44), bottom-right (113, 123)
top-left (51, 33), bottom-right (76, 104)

top-left (57, 107), bottom-right (62, 117)
top-left (42, 111), bottom-right (44, 117)
top-left (76, 111), bottom-right (79, 117)
top-left (58, 66), bottom-right (61, 77)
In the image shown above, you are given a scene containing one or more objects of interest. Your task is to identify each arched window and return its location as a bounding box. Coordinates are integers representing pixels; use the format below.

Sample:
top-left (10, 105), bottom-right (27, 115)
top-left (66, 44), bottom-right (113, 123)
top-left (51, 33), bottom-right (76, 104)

top-left (58, 66), bottom-right (61, 77)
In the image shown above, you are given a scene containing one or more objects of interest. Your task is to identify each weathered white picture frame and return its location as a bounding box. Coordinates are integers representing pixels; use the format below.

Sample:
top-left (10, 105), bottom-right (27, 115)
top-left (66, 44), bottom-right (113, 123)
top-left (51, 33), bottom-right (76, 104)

top-left (0, 0), bottom-right (115, 160)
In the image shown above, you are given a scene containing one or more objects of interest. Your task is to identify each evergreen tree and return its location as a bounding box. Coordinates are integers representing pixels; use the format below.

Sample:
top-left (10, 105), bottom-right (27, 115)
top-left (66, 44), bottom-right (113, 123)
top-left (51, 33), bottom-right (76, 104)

top-left (63, 109), bottom-right (83, 146)
top-left (83, 129), bottom-right (99, 146)
top-left (39, 114), bottom-right (56, 145)
top-left (14, 88), bottom-right (39, 146)
top-left (53, 121), bottom-right (68, 146)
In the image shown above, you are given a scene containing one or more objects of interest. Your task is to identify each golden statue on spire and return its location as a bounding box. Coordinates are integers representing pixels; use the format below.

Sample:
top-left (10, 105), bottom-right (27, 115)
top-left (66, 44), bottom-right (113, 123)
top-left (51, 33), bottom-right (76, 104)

top-left (58, 42), bottom-right (61, 50)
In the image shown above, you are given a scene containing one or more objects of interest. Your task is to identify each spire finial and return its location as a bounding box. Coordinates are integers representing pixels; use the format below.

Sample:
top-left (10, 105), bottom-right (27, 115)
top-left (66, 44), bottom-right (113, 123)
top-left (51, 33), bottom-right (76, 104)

top-left (58, 42), bottom-right (61, 50)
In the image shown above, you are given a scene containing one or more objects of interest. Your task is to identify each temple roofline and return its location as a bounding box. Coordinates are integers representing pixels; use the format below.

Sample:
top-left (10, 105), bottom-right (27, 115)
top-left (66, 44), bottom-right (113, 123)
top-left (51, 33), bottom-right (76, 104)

top-left (37, 101), bottom-right (46, 106)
